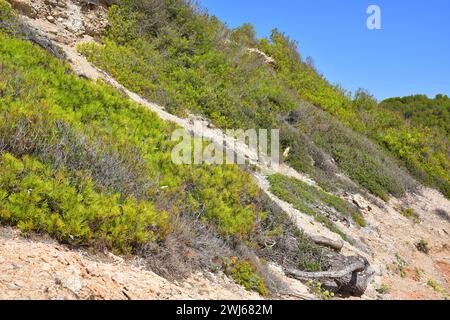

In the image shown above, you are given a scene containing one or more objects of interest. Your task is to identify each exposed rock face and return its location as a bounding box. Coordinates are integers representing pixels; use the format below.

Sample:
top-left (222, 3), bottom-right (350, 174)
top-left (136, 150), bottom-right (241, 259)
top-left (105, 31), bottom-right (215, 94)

top-left (350, 194), bottom-right (372, 212)
top-left (7, 0), bottom-right (108, 38)
top-left (7, 0), bottom-right (39, 18)
top-left (248, 48), bottom-right (276, 66)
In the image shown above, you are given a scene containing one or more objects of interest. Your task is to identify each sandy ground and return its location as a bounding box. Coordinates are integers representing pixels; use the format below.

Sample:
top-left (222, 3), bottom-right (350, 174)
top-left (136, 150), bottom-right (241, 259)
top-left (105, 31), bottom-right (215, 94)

top-left (340, 187), bottom-right (450, 300)
top-left (0, 227), bottom-right (263, 300)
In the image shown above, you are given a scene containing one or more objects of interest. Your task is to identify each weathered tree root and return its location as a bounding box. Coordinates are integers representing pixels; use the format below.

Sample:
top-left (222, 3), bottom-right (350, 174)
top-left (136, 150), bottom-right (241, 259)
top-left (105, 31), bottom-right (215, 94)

top-left (284, 256), bottom-right (373, 297)
top-left (310, 235), bottom-right (344, 252)
top-left (284, 260), bottom-right (365, 280)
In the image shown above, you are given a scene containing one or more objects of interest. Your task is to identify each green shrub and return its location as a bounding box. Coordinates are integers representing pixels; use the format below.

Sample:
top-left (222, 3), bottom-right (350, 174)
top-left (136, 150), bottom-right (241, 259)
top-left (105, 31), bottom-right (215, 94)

top-left (306, 280), bottom-right (335, 300)
top-left (0, 0), bottom-right (15, 21)
top-left (268, 174), bottom-right (365, 233)
top-left (222, 257), bottom-right (269, 296)
top-left (380, 94), bottom-right (450, 137)
top-left (427, 278), bottom-right (443, 293)
top-left (261, 28), bottom-right (449, 199)
top-left (401, 208), bottom-right (420, 223)
top-left (296, 235), bottom-right (324, 271)
top-left (0, 9), bottom-right (362, 297)
top-left (390, 254), bottom-right (408, 278)
top-left (427, 279), bottom-right (449, 300)
top-left (0, 153), bottom-right (169, 254)
top-left (375, 283), bottom-right (390, 295)
top-left (76, 0), bottom-right (447, 202)
top-left (0, 31), bottom-right (334, 293)
top-left (0, 32), bottom-right (267, 241)
top-left (415, 240), bottom-right (430, 254)
top-left (257, 195), bottom-right (328, 272)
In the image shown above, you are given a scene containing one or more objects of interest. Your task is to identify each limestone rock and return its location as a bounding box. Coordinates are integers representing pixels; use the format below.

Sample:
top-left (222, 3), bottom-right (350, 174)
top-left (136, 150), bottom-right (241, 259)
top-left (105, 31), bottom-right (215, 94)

top-left (351, 194), bottom-right (372, 212)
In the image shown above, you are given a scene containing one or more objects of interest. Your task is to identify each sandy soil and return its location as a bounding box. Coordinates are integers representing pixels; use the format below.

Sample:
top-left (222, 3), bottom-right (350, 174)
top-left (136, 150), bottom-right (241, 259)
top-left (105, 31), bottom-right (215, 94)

top-left (0, 227), bottom-right (263, 300)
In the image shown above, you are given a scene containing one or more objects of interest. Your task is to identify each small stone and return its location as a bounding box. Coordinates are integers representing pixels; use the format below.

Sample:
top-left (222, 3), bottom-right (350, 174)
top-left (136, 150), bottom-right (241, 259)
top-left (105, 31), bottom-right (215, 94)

top-left (351, 194), bottom-right (372, 211)
top-left (46, 16), bottom-right (55, 23)
top-left (7, 283), bottom-right (21, 290)
top-left (14, 281), bottom-right (24, 288)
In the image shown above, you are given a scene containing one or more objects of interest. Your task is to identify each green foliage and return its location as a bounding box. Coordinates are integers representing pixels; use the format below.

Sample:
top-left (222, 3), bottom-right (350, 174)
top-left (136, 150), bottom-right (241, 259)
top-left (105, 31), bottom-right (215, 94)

top-left (296, 234), bottom-right (324, 272)
top-left (269, 174), bottom-right (365, 227)
top-left (415, 267), bottom-right (424, 280)
top-left (0, 0), bottom-right (15, 21)
top-left (231, 23), bottom-right (258, 47)
top-left (427, 278), bottom-right (442, 292)
top-left (306, 280), bottom-right (335, 300)
top-left (0, 153), bottom-right (168, 254)
top-left (401, 208), bottom-right (420, 223)
top-left (0, 32), bottom-right (265, 242)
top-left (257, 196), bottom-right (328, 272)
top-left (426, 278), bottom-right (449, 300)
top-left (0, 8), bottom-right (331, 292)
top-left (259, 29), bottom-right (351, 121)
top-left (261, 27), bottom-right (449, 198)
top-left (380, 94), bottom-right (450, 137)
top-left (426, 278), bottom-right (449, 299)
top-left (76, 0), bottom-right (443, 202)
top-left (375, 283), bottom-right (390, 295)
top-left (284, 102), bottom-right (412, 200)
top-left (390, 254), bottom-right (408, 278)
top-left (415, 240), bottom-right (430, 254)
top-left (222, 257), bottom-right (269, 296)
top-left (378, 94), bottom-right (450, 198)
top-left (268, 174), bottom-right (363, 242)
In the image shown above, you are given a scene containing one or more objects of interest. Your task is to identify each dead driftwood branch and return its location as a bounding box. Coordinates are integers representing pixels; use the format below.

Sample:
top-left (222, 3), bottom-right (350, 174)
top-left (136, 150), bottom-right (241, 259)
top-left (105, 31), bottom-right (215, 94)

top-left (284, 260), bottom-right (365, 280)
top-left (284, 256), bottom-right (372, 296)
top-left (310, 235), bottom-right (344, 252)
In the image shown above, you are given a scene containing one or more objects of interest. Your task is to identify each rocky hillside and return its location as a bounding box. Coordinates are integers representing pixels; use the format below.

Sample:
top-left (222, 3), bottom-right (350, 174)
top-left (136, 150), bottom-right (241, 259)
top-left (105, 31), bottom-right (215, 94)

top-left (0, 0), bottom-right (449, 300)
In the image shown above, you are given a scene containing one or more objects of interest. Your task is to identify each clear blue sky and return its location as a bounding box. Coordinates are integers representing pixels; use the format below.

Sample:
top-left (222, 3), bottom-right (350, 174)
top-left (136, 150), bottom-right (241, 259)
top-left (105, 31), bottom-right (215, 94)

top-left (199, 0), bottom-right (450, 100)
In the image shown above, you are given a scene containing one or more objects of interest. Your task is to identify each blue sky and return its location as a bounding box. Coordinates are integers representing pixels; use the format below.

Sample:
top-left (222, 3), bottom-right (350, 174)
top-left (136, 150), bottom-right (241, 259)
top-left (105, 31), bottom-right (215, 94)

top-left (199, 0), bottom-right (450, 100)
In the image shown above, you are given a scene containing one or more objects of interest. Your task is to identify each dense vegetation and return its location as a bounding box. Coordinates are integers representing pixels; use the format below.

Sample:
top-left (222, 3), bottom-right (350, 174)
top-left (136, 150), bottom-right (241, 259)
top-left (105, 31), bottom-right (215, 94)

top-left (76, 0), bottom-right (438, 200)
top-left (268, 174), bottom-right (364, 243)
top-left (222, 257), bottom-right (269, 296)
top-left (0, 2), bottom-right (330, 294)
top-left (380, 94), bottom-right (450, 137)
top-left (0, 153), bottom-right (168, 253)
top-left (260, 33), bottom-right (449, 198)
top-left (0, 32), bottom-right (253, 243)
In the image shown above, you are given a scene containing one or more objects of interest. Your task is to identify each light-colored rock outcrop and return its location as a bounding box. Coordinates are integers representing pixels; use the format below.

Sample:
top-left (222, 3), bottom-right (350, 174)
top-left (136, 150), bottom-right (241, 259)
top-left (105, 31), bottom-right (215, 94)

top-left (7, 0), bottom-right (108, 40)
